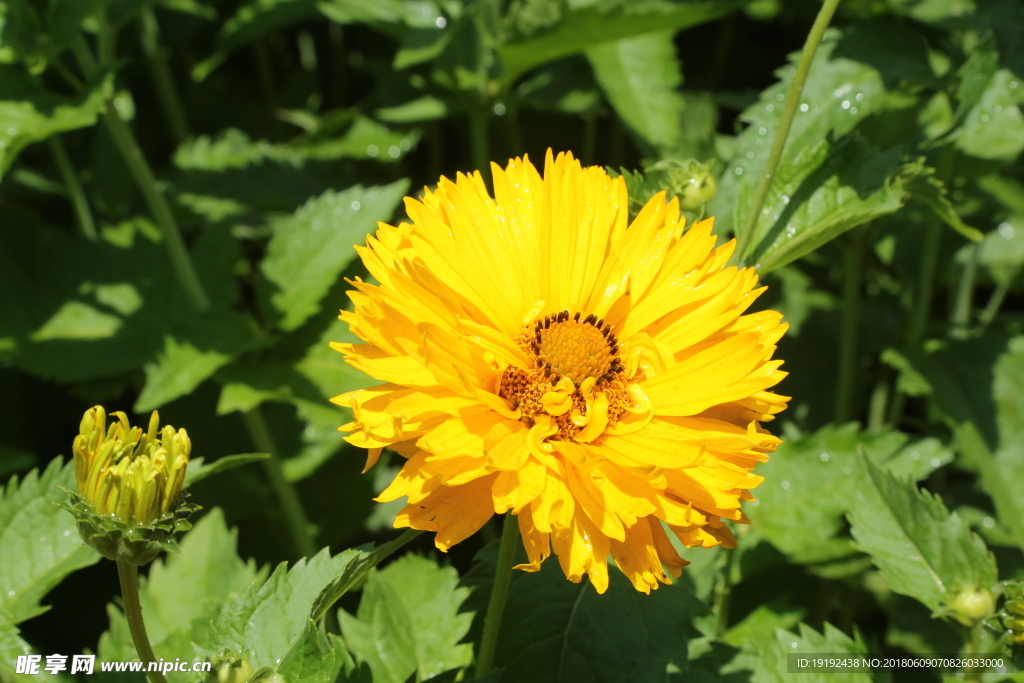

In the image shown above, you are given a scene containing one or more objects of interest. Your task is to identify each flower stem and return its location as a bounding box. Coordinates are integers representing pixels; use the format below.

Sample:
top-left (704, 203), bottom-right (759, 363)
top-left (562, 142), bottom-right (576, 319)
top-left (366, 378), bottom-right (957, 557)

top-left (469, 103), bottom-right (492, 187)
top-left (116, 561), bottom-right (168, 683)
top-left (138, 6), bottom-right (191, 146)
top-left (950, 242), bottom-right (979, 340)
top-left (713, 547), bottom-right (736, 637)
top-left (71, 36), bottom-right (210, 312)
top-left (475, 513), bottom-right (520, 678)
top-left (963, 622), bottom-right (983, 682)
top-left (737, 0), bottom-right (843, 263)
top-left (242, 407), bottom-right (317, 560)
top-left (977, 269), bottom-right (1020, 331)
top-left (48, 136), bottom-right (97, 241)
top-left (835, 229), bottom-right (866, 423)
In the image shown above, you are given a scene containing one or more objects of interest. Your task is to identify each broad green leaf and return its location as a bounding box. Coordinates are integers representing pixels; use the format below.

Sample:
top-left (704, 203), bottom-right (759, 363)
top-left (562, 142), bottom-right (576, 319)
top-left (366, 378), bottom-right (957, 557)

top-left (277, 620), bottom-right (347, 683)
top-left (0, 458), bottom-right (99, 625)
top-left (99, 509), bottom-right (265, 682)
top-left (722, 602), bottom-right (805, 648)
top-left (516, 57), bottom-right (602, 115)
top-left (746, 423), bottom-right (953, 564)
top-left (316, 0), bottom-right (404, 24)
top-left (0, 619), bottom-right (51, 682)
top-left (497, 0), bottom-right (742, 83)
top-left (201, 548), bottom-right (360, 668)
top-left (184, 453), bottom-right (270, 487)
top-left (30, 301), bottom-right (123, 341)
top-left (135, 313), bottom-right (263, 412)
top-left (0, 67), bottom-right (112, 178)
top-left (954, 69), bottom-right (1024, 161)
top-left (848, 455), bottom-right (997, 614)
top-left (339, 554), bottom-right (473, 683)
top-left (586, 32), bottom-right (683, 152)
top-left (260, 180), bottom-right (409, 332)
top-left (727, 623), bottom-right (873, 683)
top-left (465, 545), bottom-right (701, 683)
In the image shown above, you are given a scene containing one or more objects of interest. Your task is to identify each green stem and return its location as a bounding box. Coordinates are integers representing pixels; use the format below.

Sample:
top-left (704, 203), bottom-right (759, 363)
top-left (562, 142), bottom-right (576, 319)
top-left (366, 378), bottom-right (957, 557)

top-left (48, 136), bottom-right (97, 241)
top-left (243, 407), bottom-right (317, 560)
top-left (963, 623), bottom-right (983, 682)
top-left (116, 561), bottom-right (168, 683)
top-left (867, 372), bottom-right (890, 431)
top-left (72, 36), bottom-right (210, 311)
top-left (469, 104), bottom-right (492, 187)
top-left (835, 230), bottom-right (866, 423)
top-left (737, 0), bottom-right (843, 263)
top-left (139, 6), bottom-right (191, 146)
top-left (582, 114), bottom-right (598, 166)
top-left (713, 548), bottom-right (736, 637)
top-left (253, 41), bottom-right (280, 137)
top-left (950, 242), bottom-right (979, 340)
top-left (475, 514), bottom-right (520, 678)
top-left (977, 269), bottom-right (1019, 331)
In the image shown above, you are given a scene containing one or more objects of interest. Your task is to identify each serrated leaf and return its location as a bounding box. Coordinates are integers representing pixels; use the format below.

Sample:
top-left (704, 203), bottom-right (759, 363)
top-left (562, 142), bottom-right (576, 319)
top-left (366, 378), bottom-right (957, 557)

top-left (0, 619), bottom-right (50, 682)
top-left (0, 67), bottom-right (113, 178)
top-left (135, 313), bottom-right (263, 412)
top-left (277, 621), bottom-right (347, 683)
top-left (497, 0), bottom-right (741, 83)
top-left (261, 180), bottom-right (409, 332)
top-left (463, 545), bottom-right (701, 683)
top-left (0, 458), bottom-right (99, 624)
top-left (727, 623), bottom-right (873, 683)
top-left (848, 454), bottom-right (997, 613)
top-left (339, 554), bottom-right (473, 683)
top-left (586, 32), bottom-right (683, 152)
top-left (98, 509), bottom-right (265, 682)
top-left (746, 423), bottom-right (952, 564)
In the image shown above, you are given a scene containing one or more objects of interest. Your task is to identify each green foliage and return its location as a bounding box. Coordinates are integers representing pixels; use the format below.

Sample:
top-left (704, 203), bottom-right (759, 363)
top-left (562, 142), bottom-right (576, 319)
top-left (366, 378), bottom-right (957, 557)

top-left (0, 458), bottom-right (98, 625)
top-left (2, 0), bottom-right (1024, 679)
top-left (339, 554), bottom-right (473, 683)
top-left (261, 181), bottom-right (410, 332)
top-left (746, 423), bottom-right (953, 564)
top-left (849, 455), bottom-right (998, 615)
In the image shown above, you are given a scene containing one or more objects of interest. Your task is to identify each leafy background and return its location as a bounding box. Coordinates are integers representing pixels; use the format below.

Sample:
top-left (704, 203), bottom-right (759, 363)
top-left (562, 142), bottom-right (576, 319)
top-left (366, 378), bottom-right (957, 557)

top-left (1, 0), bottom-right (1024, 681)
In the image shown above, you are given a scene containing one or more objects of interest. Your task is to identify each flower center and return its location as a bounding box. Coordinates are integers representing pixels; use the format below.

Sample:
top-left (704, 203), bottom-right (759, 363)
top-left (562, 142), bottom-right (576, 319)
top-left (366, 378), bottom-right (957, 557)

top-left (499, 310), bottom-right (637, 442)
top-left (531, 310), bottom-right (623, 384)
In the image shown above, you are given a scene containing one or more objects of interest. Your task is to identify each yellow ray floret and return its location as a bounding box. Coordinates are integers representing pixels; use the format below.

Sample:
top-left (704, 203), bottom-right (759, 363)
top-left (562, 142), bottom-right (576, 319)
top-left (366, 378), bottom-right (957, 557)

top-left (332, 150), bottom-right (788, 593)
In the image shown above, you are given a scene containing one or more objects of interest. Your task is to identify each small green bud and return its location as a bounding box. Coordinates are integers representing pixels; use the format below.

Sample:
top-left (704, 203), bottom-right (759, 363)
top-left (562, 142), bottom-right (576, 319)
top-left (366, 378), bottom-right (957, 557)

top-left (1000, 581), bottom-right (1024, 652)
top-left (205, 658), bottom-right (254, 683)
top-left (60, 406), bottom-right (199, 565)
top-left (947, 588), bottom-right (996, 627)
top-left (647, 159), bottom-right (718, 211)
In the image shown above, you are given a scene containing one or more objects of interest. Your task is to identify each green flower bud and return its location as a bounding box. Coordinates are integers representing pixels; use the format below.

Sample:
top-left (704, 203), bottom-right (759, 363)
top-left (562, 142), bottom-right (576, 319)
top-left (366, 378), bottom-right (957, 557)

top-left (204, 658), bottom-right (254, 683)
top-left (947, 588), bottom-right (996, 627)
top-left (1000, 581), bottom-right (1024, 652)
top-left (647, 159), bottom-right (718, 211)
top-left (60, 406), bottom-right (199, 565)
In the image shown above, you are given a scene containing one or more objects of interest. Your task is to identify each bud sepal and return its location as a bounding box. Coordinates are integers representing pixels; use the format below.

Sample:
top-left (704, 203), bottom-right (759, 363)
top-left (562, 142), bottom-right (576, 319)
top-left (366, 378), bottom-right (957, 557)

top-left (59, 487), bottom-right (200, 565)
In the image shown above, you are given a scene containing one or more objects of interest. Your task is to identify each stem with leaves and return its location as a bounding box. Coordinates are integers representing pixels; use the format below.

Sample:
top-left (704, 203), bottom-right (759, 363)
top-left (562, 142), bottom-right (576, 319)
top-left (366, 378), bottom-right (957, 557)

top-left (950, 242), bottom-right (979, 339)
top-left (475, 513), bottom-right (520, 678)
top-left (243, 407), bottom-right (317, 560)
top-left (138, 6), bottom-right (191, 146)
top-left (736, 0), bottom-right (843, 263)
top-left (116, 561), bottom-right (168, 683)
top-left (977, 269), bottom-right (1020, 330)
top-left (71, 36), bottom-right (210, 312)
top-left (48, 136), bottom-right (97, 241)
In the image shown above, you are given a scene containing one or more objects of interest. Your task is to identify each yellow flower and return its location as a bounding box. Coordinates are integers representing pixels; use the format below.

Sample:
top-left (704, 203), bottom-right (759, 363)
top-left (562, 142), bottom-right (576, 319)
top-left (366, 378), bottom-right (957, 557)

top-left (73, 406), bottom-right (190, 524)
top-left (332, 151), bottom-right (788, 593)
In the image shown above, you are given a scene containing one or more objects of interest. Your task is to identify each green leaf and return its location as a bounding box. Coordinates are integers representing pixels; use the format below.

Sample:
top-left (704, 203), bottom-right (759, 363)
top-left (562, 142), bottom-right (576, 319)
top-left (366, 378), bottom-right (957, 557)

top-left (0, 67), bottom-right (112, 178)
top-left (135, 313), bottom-right (263, 412)
top-left (99, 509), bottom-right (265, 681)
top-left (466, 545), bottom-right (701, 683)
top-left (277, 620), bottom-right (347, 683)
top-left (184, 453), bottom-right (270, 488)
top-left (971, 215), bottom-right (1024, 286)
top-left (848, 455), bottom-right (997, 614)
top-left (339, 554), bottom-right (473, 683)
top-left (0, 619), bottom-right (50, 682)
top-left (0, 458), bottom-right (99, 624)
top-left (201, 547), bottom-right (362, 669)
top-left (586, 32), bottom-right (683, 152)
top-left (728, 623), bottom-right (873, 683)
top-left (746, 423), bottom-right (952, 564)
top-left (903, 170), bottom-right (984, 242)
top-left (955, 69), bottom-right (1024, 161)
top-left (260, 180), bottom-right (409, 332)
top-left (193, 0), bottom-right (319, 81)
top-left (497, 0), bottom-right (743, 83)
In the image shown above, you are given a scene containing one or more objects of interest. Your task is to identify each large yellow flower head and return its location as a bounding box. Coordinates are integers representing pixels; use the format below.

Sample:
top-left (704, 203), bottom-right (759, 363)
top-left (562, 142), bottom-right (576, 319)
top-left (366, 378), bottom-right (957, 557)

top-left (332, 151), bottom-right (789, 593)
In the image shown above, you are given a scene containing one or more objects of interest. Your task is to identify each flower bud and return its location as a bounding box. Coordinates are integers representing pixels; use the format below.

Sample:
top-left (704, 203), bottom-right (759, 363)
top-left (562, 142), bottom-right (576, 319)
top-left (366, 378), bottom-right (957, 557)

top-left (204, 658), bottom-right (254, 683)
top-left (947, 587), bottom-right (996, 627)
top-left (60, 406), bottom-right (199, 565)
top-left (647, 159), bottom-right (717, 211)
top-left (1001, 581), bottom-right (1024, 652)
